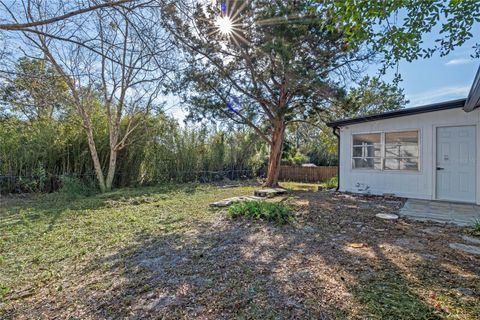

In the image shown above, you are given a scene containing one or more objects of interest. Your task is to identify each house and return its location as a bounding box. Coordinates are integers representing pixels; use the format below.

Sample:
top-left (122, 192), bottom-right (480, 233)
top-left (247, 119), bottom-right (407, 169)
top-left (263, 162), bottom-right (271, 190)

top-left (327, 66), bottom-right (480, 204)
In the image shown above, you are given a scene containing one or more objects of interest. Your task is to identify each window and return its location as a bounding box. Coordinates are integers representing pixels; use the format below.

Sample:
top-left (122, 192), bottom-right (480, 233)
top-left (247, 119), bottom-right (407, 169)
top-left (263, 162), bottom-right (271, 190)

top-left (352, 133), bottom-right (382, 169)
top-left (384, 131), bottom-right (419, 170)
top-left (352, 130), bottom-right (419, 171)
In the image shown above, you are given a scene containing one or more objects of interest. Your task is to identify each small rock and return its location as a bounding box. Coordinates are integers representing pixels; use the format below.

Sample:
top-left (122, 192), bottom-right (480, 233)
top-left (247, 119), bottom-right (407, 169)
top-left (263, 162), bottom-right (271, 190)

top-left (303, 226), bottom-right (316, 233)
top-left (455, 287), bottom-right (475, 297)
top-left (422, 227), bottom-right (443, 235)
top-left (144, 295), bottom-right (182, 311)
top-left (220, 184), bottom-right (241, 189)
top-left (210, 196), bottom-right (262, 207)
top-left (348, 243), bottom-right (366, 248)
top-left (420, 253), bottom-right (437, 260)
top-left (375, 213), bottom-right (399, 220)
top-left (461, 235), bottom-right (480, 245)
top-left (254, 188), bottom-right (287, 198)
top-left (449, 243), bottom-right (480, 255)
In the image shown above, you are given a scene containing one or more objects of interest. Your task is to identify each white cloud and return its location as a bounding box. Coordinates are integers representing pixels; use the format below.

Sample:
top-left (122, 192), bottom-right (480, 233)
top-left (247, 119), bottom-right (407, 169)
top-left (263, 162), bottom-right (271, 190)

top-left (407, 85), bottom-right (470, 106)
top-left (445, 58), bottom-right (474, 66)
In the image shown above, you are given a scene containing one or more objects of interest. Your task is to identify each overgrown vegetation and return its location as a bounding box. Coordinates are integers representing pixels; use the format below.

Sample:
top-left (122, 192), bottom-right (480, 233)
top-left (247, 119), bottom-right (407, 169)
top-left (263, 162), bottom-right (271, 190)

top-left (325, 176), bottom-right (338, 189)
top-left (470, 219), bottom-right (480, 237)
top-left (228, 201), bottom-right (293, 224)
top-left (0, 85), bottom-right (267, 194)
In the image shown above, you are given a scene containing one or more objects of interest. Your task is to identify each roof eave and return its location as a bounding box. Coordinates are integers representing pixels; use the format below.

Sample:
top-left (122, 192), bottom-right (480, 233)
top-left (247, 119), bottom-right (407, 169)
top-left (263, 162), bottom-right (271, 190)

top-left (464, 66), bottom-right (480, 112)
top-left (327, 98), bottom-right (466, 128)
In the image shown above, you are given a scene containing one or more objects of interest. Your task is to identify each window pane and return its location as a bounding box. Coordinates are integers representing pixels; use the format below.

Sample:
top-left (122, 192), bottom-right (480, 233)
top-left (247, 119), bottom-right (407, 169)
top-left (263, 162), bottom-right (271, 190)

top-left (353, 158), bottom-right (382, 169)
top-left (353, 133), bottom-right (381, 146)
top-left (385, 131), bottom-right (419, 158)
top-left (384, 158), bottom-right (419, 171)
top-left (353, 146), bottom-right (381, 158)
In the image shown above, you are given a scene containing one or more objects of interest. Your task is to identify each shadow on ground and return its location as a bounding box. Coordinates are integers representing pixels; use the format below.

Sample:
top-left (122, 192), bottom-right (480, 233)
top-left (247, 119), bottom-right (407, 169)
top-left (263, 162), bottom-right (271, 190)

top-left (4, 191), bottom-right (480, 319)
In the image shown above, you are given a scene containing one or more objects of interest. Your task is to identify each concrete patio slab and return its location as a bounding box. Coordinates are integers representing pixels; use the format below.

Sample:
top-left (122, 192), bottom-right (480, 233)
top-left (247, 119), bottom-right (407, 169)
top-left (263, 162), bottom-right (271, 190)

top-left (399, 199), bottom-right (480, 226)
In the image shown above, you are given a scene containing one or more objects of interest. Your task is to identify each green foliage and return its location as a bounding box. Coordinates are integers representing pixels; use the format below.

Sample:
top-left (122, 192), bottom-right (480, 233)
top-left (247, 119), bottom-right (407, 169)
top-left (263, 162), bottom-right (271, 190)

top-left (326, 1), bottom-right (480, 63)
top-left (354, 272), bottom-right (440, 320)
top-left (470, 220), bottom-right (480, 237)
top-left (281, 146), bottom-right (309, 166)
top-left (0, 284), bottom-right (10, 300)
top-left (168, 0), bottom-right (360, 150)
top-left (228, 201), bottom-right (293, 224)
top-left (285, 123), bottom-right (338, 166)
top-left (0, 58), bottom-right (69, 120)
top-left (325, 176), bottom-right (338, 189)
top-left (59, 176), bottom-right (96, 198)
top-left (339, 76), bottom-right (409, 118)
top-left (0, 113), bottom-right (264, 193)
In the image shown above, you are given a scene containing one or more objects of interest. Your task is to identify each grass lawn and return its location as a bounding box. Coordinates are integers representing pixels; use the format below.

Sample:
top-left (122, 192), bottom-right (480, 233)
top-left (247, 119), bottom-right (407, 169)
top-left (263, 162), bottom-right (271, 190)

top-left (1, 182), bottom-right (479, 319)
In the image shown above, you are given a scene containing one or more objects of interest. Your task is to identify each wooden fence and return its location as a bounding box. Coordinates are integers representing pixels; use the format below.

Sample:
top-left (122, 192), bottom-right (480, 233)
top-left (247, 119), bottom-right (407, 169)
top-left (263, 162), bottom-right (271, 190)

top-left (279, 166), bottom-right (337, 183)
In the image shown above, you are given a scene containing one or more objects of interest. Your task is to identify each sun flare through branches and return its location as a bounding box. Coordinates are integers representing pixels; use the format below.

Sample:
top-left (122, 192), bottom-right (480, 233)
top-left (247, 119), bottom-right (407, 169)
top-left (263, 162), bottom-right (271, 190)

top-left (216, 16), bottom-right (233, 35)
top-left (208, 1), bottom-right (249, 45)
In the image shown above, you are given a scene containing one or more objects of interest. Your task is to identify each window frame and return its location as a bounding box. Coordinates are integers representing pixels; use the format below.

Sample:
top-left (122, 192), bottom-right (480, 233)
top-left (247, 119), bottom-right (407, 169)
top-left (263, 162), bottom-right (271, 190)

top-left (351, 132), bottom-right (383, 170)
top-left (351, 129), bottom-right (420, 172)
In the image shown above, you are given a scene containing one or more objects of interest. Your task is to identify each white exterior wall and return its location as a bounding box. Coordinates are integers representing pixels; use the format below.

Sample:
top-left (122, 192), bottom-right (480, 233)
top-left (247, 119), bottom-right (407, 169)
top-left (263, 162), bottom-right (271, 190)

top-left (338, 107), bottom-right (480, 204)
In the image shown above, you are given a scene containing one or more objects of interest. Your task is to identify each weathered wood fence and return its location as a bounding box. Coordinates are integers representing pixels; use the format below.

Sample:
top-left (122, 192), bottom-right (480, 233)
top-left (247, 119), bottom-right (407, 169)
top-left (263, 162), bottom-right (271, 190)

top-left (279, 166), bottom-right (337, 183)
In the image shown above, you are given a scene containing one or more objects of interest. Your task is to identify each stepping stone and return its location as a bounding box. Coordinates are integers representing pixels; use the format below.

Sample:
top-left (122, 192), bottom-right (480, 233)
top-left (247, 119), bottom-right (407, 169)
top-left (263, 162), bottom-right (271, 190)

top-left (454, 287), bottom-right (475, 297)
top-left (461, 235), bottom-right (480, 245)
top-left (254, 188), bottom-right (287, 198)
top-left (449, 243), bottom-right (480, 255)
top-left (210, 196), bottom-right (262, 208)
top-left (375, 213), bottom-right (399, 220)
top-left (348, 243), bottom-right (366, 248)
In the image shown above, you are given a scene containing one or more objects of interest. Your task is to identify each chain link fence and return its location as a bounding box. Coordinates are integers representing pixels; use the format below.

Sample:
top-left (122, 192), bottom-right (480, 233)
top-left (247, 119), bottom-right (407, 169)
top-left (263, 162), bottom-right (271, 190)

top-left (0, 169), bottom-right (263, 195)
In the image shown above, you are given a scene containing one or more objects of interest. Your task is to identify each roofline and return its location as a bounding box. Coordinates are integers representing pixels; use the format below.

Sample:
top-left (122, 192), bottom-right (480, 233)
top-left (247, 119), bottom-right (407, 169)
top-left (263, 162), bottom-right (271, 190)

top-left (327, 98), bottom-right (466, 128)
top-left (464, 65), bottom-right (480, 112)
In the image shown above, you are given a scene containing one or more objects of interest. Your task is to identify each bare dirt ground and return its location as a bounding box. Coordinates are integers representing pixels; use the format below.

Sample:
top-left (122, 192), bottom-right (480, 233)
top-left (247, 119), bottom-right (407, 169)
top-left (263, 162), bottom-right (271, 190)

top-left (2, 188), bottom-right (480, 319)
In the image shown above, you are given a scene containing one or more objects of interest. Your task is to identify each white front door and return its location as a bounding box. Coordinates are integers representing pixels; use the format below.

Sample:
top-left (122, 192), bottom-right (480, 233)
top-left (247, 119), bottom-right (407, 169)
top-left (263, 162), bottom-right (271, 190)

top-left (436, 126), bottom-right (476, 203)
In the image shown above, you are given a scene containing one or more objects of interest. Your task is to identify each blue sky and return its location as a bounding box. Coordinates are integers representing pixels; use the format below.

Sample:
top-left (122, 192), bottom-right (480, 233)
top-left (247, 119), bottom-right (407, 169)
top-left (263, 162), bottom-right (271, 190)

top-left (368, 45), bottom-right (479, 107)
top-left (166, 28), bottom-right (480, 121)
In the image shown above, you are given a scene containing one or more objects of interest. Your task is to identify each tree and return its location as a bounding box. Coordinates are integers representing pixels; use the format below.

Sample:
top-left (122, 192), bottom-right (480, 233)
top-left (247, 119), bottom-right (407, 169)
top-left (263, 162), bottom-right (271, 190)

top-left (336, 76), bottom-right (409, 118)
top-left (288, 76), bottom-right (408, 167)
top-left (165, 0), bottom-right (369, 187)
top-left (324, 1), bottom-right (480, 63)
top-left (0, 58), bottom-right (69, 120)
top-left (15, 2), bottom-right (173, 192)
top-left (0, 0), bottom-right (134, 31)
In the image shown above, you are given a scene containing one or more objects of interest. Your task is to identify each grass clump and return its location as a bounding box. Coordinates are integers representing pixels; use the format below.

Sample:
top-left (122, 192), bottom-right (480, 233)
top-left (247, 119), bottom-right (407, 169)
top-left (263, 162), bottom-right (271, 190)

top-left (470, 219), bottom-right (480, 237)
top-left (325, 176), bottom-right (338, 189)
top-left (228, 201), bottom-right (293, 224)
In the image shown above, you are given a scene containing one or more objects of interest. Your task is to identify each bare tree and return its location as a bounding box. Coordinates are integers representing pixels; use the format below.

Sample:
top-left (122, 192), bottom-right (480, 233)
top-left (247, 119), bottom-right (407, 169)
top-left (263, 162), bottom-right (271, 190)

top-left (0, 0), bottom-right (135, 31)
top-left (14, 1), bottom-right (173, 191)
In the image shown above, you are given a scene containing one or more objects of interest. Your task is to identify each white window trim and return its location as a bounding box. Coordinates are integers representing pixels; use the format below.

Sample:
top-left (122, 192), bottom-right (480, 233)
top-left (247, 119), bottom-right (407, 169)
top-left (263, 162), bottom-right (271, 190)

top-left (351, 130), bottom-right (420, 172)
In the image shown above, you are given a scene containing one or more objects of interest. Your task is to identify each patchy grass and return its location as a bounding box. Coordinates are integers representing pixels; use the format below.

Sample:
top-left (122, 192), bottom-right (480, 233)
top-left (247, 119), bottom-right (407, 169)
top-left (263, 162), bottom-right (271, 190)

top-left (228, 201), bottom-right (293, 224)
top-left (280, 181), bottom-right (322, 191)
top-left (1, 183), bottom-right (479, 319)
top-left (354, 272), bottom-right (441, 320)
top-left (470, 219), bottom-right (480, 237)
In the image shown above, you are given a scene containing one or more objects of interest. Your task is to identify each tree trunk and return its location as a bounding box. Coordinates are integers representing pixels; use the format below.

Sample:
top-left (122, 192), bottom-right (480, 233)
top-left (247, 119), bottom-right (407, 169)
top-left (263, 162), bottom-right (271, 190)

top-left (264, 120), bottom-right (286, 188)
top-left (105, 148), bottom-right (117, 191)
top-left (85, 125), bottom-right (107, 192)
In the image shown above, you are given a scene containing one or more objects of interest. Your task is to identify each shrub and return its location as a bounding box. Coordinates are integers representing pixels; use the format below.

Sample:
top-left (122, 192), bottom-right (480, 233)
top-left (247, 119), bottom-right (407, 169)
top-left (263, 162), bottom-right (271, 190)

top-left (470, 219), bottom-right (480, 237)
top-left (58, 176), bottom-right (96, 198)
top-left (228, 201), bottom-right (293, 224)
top-left (325, 176), bottom-right (338, 189)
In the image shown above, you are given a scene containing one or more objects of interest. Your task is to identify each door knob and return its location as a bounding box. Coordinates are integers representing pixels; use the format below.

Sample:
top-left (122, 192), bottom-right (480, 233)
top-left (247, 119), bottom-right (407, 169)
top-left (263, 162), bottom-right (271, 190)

top-left (436, 167), bottom-right (444, 170)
